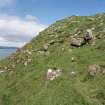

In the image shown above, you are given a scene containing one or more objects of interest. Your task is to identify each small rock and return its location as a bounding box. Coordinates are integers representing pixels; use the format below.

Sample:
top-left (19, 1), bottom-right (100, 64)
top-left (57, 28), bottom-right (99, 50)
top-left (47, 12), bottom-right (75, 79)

top-left (43, 45), bottom-right (49, 51)
top-left (71, 57), bottom-right (75, 62)
top-left (4, 67), bottom-right (8, 70)
top-left (61, 48), bottom-right (65, 51)
top-left (88, 64), bottom-right (101, 76)
top-left (70, 71), bottom-right (76, 76)
top-left (102, 70), bottom-right (105, 75)
top-left (47, 68), bottom-right (62, 81)
top-left (24, 62), bottom-right (28, 66)
top-left (0, 70), bottom-right (5, 74)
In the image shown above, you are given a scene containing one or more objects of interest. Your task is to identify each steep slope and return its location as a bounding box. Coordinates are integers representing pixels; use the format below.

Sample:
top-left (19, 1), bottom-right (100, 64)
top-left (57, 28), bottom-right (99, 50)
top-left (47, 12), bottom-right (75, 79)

top-left (0, 14), bottom-right (105, 105)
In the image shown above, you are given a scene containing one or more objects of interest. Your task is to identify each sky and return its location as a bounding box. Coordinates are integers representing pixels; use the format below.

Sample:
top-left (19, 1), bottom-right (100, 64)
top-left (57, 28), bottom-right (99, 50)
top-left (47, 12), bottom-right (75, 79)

top-left (0, 0), bottom-right (105, 47)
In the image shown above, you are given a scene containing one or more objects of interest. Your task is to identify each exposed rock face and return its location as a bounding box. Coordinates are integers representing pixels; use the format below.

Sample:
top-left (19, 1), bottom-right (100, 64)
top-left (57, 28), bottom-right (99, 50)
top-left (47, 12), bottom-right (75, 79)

top-left (47, 68), bottom-right (62, 81)
top-left (70, 37), bottom-right (85, 47)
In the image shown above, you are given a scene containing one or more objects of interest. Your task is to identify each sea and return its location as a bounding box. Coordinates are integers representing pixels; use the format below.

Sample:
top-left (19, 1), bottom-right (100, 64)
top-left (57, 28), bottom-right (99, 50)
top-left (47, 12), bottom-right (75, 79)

top-left (0, 48), bottom-right (17, 60)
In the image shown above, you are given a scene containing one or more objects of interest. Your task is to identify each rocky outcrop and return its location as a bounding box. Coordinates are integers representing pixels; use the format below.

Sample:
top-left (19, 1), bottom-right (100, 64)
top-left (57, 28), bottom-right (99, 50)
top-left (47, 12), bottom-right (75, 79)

top-left (70, 29), bottom-right (96, 47)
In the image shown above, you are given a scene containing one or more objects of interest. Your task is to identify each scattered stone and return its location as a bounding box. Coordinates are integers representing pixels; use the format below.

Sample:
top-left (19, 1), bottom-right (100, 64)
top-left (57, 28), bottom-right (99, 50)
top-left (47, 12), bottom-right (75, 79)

top-left (71, 57), bottom-right (75, 62)
top-left (100, 22), bottom-right (104, 26)
top-left (61, 48), bottom-right (65, 51)
top-left (47, 68), bottom-right (62, 81)
top-left (91, 27), bottom-right (95, 31)
top-left (70, 71), bottom-right (76, 76)
top-left (4, 66), bottom-right (8, 70)
top-left (0, 70), bottom-right (5, 74)
top-left (102, 70), bottom-right (105, 75)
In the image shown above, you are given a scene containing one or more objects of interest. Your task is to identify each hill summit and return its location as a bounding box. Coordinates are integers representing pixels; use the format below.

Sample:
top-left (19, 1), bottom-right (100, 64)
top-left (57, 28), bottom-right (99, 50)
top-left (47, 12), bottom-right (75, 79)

top-left (0, 14), bottom-right (105, 105)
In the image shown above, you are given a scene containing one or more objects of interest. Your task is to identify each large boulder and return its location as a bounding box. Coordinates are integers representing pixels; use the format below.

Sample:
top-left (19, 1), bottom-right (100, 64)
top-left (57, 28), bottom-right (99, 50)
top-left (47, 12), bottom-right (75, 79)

top-left (84, 29), bottom-right (96, 45)
top-left (70, 37), bottom-right (85, 47)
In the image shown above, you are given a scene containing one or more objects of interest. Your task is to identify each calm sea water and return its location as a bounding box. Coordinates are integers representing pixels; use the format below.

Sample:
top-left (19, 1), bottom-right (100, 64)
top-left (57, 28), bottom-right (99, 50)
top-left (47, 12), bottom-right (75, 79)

top-left (0, 49), bottom-right (17, 60)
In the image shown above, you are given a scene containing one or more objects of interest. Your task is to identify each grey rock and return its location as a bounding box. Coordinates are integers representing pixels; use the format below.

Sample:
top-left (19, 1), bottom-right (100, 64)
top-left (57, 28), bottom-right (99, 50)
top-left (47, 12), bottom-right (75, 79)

top-left (84, 29), bottom-right (96, 45)
top-left (71, 37), bottom-right (84, 47)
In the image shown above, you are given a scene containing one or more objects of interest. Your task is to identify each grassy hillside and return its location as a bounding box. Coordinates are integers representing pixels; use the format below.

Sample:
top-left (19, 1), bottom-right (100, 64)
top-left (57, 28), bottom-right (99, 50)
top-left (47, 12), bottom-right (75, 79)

top-left (0, 14), bottom-right (105, 105)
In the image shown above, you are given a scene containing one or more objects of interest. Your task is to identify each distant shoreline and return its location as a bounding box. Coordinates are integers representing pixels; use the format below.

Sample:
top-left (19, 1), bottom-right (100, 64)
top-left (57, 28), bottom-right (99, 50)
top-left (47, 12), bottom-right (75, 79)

top-left (0, 46), bottom-right (18, 49)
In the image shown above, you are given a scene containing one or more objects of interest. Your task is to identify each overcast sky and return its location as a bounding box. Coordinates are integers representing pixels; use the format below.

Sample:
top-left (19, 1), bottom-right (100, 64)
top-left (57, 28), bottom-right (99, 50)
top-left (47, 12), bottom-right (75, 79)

top-left (0, 0), bottom-right (105, 47)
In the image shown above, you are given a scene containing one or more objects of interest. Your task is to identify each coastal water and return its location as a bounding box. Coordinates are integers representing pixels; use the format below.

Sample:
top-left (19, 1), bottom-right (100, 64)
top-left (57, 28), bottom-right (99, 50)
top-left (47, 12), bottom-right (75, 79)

top-left (0, 49), bottom-right (17, 60)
